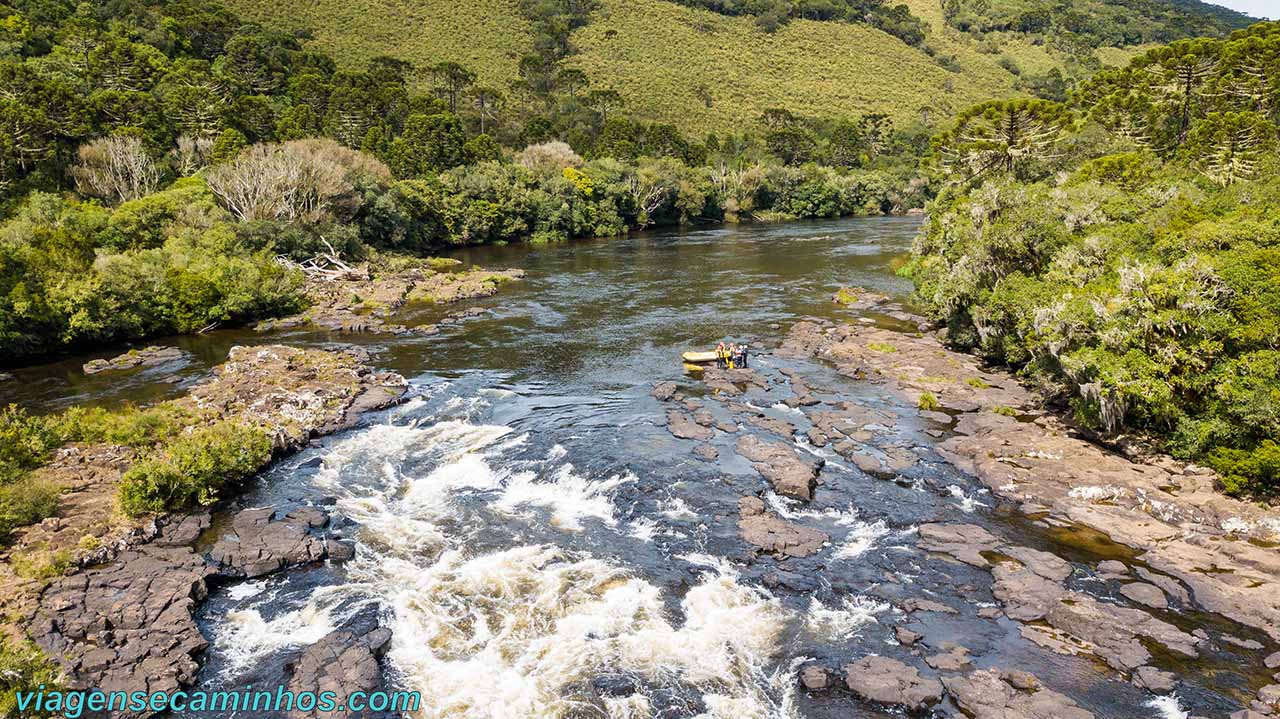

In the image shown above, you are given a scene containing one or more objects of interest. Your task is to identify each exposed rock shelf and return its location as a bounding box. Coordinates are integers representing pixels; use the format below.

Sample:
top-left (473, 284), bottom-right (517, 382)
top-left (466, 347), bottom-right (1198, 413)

top-left (255, 262), bottom-right (524, 335)
top-left (6, 345), bottom-right (408, 717)
top-left (782, 318), bottom-right (1280, 713)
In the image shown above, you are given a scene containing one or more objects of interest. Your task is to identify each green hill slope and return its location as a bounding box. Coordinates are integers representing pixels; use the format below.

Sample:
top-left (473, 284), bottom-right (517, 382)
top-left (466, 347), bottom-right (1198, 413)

top-left (223, 0), bottom-right (533, 89)
top-left (223, 0), bottom-right (1252, 135)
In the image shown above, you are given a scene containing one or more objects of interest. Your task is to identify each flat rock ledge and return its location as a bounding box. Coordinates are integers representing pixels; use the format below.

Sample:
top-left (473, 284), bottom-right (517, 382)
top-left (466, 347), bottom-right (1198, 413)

top-left (256, 264), bottom-right (523, 335)
top-left (843, 656), bottom-right (943, 711)
top-left (10, 346), bottom-right (408, 718)
top-left (31, 505), bottom-right (358, 718)
top-left (738, 496), bottom-right (827, 557)
top-left (784, 319), bottom-right (1280, 650)
top-left (209, 506), bottom-right (353, 579)
top-left (944, 668), bottom-right (1094, 719)
top-left (285, 628), bottom-right (393, 719)
top-left (919, 523), bottom-right (1202, 681)
top-left (735, 435), bottom-right (821, 501)
top-left (83, 346), bottom-right (187, 375)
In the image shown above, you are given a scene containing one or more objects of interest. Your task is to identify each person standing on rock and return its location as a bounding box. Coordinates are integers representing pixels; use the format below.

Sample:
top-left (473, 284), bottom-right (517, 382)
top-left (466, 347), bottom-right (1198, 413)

top-left (716, 341), bottom-right (728, 368)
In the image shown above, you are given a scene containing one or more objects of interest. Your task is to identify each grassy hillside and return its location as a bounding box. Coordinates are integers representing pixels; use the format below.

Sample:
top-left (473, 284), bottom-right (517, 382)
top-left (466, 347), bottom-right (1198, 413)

top-left (222, 0), bottom-right (1210, 135)
top-left (223, 0), bottom-right (533, 89)
top-left (569, 0), bottom-right (1018, 135)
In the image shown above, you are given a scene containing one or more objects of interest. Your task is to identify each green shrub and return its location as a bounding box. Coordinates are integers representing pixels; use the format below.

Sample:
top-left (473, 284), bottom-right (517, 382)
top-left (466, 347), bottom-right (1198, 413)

top-left (11, 546), bottom-right (71, 580)
top-left (0, 478), bottom-right (61, 544)
top-left (1209, 441), bottom-right (1280, 497)
top-left (0, 636), bottom-right (61, 718)
top-left (918, 392), bottom-right (941, 411)
top-left (0, 406), bottom-right (61, 485)
top-left (119, 422), bottom-right (273, 516)
top-left (57, 404), bottom-right (193, 449)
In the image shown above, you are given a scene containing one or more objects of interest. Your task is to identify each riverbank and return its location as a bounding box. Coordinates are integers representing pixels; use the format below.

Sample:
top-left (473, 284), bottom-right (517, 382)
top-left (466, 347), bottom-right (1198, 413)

top-left (4, 217), bottom-right (1270, 717)
top-left (1, 345), bottom-right (408, 714)
top-left (775, 317), bottom-right (1280, 716)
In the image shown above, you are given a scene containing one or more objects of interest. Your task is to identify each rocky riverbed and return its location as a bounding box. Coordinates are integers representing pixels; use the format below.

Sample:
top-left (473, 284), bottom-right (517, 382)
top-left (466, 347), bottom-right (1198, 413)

top-left (3, 345), bottom-right (407, 716)
top-left (638, 314), bottom-right (1280, 717)
top-left (5, 218), bottom-right (1277, 719)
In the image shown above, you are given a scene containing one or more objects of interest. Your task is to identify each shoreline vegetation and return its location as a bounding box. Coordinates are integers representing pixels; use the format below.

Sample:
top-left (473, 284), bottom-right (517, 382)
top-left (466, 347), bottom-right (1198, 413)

top-left (0, 345), bottom-right (409, 715)
top-left (0, 0), bottom-right (1277, 713)
top-left (907, 23), bottom-right (1280, 498)
top-left (0, 0), bottom-right (938, 367)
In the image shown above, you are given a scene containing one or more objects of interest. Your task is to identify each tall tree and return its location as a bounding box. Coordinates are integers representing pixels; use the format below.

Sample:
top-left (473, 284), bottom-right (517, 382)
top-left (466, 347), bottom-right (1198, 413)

top-left (429, 61), bottom-right (475, 114)
top-left (470, 85), bottom-right (503, 134)
top-left (933, 99), bottom-right (1073, 182)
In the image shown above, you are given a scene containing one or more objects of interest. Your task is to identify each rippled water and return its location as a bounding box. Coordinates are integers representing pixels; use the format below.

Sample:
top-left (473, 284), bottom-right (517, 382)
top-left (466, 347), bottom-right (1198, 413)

top-left (5, 218), bottom-right (1254, 717)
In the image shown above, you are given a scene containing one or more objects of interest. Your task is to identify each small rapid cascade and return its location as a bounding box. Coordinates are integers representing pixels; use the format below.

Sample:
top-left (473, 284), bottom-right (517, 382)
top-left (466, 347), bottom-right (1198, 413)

top-left (177, 220), bottom-right (1259, 719)
top-left (210, 376), bottom-right (813, 718)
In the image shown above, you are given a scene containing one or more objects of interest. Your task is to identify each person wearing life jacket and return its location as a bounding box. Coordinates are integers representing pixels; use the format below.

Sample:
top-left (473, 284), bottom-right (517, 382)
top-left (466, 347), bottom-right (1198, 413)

top-left (716, 341), bottom-right (728, 369)
top-left (736, 343), bottom-right (748, 368)
top-left (727, 343), bottom-right (738, 369)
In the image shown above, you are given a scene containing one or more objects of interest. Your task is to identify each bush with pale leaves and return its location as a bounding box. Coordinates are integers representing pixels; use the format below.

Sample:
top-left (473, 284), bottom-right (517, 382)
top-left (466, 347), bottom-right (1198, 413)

top-left (205, 138), bottom-right (392, 223)
top-left (70, 136), bottom-right (162, 205)
top-left (515, 141), bottom-right (582, 175)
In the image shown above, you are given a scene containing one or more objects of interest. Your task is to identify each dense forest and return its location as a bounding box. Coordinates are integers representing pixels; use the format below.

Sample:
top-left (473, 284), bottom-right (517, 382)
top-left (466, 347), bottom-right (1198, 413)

top-left (0, 0), bottom-right (931, 362)
top-left (910, 23), bottom-right (1280, 496)
top-left (942, 0), bottom-right (1252, 46)
top-left (0, 0), bottom-right (1274, 496)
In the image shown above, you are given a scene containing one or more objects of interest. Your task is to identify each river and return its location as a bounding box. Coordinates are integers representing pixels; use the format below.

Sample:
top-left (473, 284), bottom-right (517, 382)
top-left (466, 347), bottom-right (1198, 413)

top-left (2, 217), bottom-right (1248, 717)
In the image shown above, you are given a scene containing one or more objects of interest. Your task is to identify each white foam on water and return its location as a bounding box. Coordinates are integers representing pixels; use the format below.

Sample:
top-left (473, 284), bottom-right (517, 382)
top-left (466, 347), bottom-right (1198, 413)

top-left (660, 496), bottom-right (699, 520)
top-left (366, 545), bottom-right (796, 719)
top-left (604, 695), bottom-right (652, 719)
top-left (770, 402), bottom-right (804, 416)
top-left (495, 464), bottom-right (633, 531)
top-left (627, 516), bottom-right (660, 542)
top-left (213, 586), bottom-right (370, 675)
top-left (764, 493), bottom-right (866, 527)
top-left (946, 485), bottom-right (988, 513)
top-left (804, 596), bottom-right (890, 640)
top-left (312, 422), bottom-right (439, 491)
top-left (1145, 695), bottom-right (1188, 719)
top-left (831, 520), bottom-right (890, 560)
top-left (225, 580), bottom-right (267, 601)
